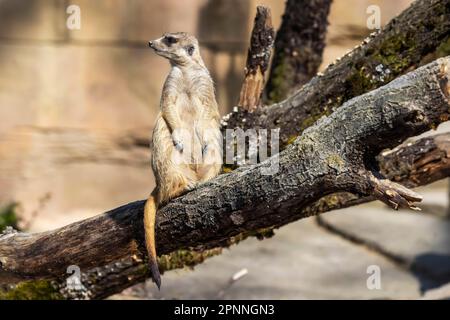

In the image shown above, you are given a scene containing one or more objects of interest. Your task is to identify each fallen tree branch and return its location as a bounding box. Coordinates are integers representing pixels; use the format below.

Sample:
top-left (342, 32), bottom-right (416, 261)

top-left (1, 57), bottom-right (449, 299)
top-left (265, 0), bottom-right (332, 103)
top-left (227, 0), bottom-right (450, 147)
top-left (237, 6), bottom-right (274, 112)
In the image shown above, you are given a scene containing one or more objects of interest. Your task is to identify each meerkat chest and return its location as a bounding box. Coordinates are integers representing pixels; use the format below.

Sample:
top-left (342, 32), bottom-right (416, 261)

top-left (177, 88), bottom-right (203, 123)
top-left (169, 69), bottom-right (211, 125)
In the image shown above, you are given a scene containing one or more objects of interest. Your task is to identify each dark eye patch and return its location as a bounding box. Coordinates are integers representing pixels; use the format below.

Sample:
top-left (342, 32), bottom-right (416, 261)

top-left (164, 36), bottom-right (178, 45)
top-left (186, 45), bottom-right (195, 56)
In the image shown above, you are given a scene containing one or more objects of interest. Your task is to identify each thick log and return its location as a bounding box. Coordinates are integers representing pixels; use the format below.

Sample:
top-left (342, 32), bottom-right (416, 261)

top-left (3, 131), bottom-right (450, 299)
top-left (1, 58), bottom-right (449, 300)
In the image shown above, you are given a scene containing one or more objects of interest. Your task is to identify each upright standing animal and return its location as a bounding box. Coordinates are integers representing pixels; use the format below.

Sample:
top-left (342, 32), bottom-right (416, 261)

top-left (145, 32), bottom-right (222, 288)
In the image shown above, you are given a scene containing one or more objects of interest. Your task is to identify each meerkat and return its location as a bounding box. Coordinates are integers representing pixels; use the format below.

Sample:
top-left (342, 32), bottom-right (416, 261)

top-left (145, 32), bottom-right (222, 288)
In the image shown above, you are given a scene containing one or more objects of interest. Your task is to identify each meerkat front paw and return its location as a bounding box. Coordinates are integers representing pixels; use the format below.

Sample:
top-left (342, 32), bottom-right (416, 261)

top-left (201, 144), bottom-right (208, 156)
top-left (171, 131), bottom-right (184, 152)
top-left (172, 138), bottom-right (184, 152)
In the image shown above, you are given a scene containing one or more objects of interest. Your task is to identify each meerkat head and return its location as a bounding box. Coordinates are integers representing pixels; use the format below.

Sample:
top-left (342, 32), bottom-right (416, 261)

top-left (148, 32), bottom-right (202, 66)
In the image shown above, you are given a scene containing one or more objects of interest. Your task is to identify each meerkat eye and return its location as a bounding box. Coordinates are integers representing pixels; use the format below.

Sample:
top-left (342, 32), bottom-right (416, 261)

top-left (186, 45), bottom-right (195, 56)
top-left (164, 36), bottom-right (177, 45)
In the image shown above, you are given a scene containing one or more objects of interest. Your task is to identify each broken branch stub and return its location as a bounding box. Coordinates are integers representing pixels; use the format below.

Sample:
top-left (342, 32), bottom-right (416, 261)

top-left (238, 6), bottom-right (274, 112)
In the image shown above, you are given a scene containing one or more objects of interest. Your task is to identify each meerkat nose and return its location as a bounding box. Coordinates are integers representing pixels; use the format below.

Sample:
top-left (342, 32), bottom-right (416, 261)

top-left (148, 41), bottom-right (153, 48)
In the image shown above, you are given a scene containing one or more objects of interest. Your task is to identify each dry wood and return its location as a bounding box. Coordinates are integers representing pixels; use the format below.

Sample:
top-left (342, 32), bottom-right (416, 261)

top-left (238, 6), bottom-right (274, 112)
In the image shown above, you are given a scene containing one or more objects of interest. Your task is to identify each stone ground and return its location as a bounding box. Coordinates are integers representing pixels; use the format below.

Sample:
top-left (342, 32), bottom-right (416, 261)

top-left (111, 181), bottom-right (450, 300)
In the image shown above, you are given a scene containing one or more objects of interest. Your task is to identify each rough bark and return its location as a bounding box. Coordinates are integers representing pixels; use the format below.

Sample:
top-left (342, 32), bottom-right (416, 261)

top-left (380, 134), bottom-right (450, 188)
top-left (265, 0), bottom-right (332, 103)
top-left (1, 58), bottom-right (450, 299)
top-left (238, 6), bottom-right (274, 112)
top-left (304, 132), bottom-right (450, 216)
top-left (227, 0), bottom-right (450, 148)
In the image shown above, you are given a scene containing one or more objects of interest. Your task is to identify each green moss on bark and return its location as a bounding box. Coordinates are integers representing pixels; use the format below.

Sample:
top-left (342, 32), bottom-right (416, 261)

top-left (157, 225), bottom-right (276, 273)
top-left (0, 280), bottom-right (63, 300)
top-left (266, 52), bottom-right (292, 104)
top-left (158, 248), bottom-right (223, 272)
top-left (436, 37), bottom-right (450, 57)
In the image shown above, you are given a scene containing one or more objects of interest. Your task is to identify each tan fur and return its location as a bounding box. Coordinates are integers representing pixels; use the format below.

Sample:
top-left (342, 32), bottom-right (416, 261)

top-left (145, 33), bottom-right (222, 288)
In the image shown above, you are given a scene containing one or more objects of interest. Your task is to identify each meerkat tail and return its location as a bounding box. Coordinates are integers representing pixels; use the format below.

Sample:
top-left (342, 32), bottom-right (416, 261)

top-left (144, 193), bottom-right (161, 289)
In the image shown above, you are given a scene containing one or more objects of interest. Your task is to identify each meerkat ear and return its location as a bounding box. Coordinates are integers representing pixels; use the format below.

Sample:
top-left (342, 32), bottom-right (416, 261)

top-left (186, 45), bottom-right (195, 56)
